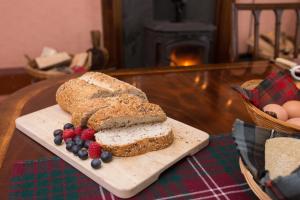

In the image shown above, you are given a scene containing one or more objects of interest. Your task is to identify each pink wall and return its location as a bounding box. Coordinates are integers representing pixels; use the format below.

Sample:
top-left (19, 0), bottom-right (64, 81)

top-left (1, 0), bottom-right (299, 68)
top-left (0, 0), bottom-right (102, 68)
top-left (237, 0), bottom-right (300, 54)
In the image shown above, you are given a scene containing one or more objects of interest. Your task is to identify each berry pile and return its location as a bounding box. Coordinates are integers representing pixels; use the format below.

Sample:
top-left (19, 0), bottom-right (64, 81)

top-left (53, 123), bottom-right (113, 169)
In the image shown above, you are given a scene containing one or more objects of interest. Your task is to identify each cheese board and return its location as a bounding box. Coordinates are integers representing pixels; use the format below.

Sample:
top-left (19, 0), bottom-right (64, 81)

top-left (15, 105), bottom-right (209, 198)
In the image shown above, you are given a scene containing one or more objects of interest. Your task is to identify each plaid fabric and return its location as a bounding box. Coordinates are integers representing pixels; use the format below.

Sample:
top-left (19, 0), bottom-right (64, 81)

top-left (9, 135), bottom-right (256, 200)
top-left (233, 70), bottom-right (300, 109)
top-left (232, 119), bottom-right (300, 200)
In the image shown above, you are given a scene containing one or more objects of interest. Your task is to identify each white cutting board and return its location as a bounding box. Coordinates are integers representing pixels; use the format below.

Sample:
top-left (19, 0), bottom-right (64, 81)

top-left (15, 105), bottom-right (209, 198)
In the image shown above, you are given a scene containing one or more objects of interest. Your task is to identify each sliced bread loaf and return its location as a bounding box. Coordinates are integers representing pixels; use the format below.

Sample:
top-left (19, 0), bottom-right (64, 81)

top-left (95, 122), bottom-right (173, 156)
top-left (79, 72), bottom-right (147, 100)
top-left (87, 99), bottom-right (167, 131)
top-left (265, 137), bottom-right (300, 180)
top-left (71, 94), bottom-right (147, 127)
top-left (56, 79), bottom-right (113, 113)
top-left (56, 73), bottom-right (148, 113)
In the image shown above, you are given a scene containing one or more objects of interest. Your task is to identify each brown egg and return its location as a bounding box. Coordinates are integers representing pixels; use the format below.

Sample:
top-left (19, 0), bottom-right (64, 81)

top-left (282, 100), bottom-right (300, 118)
top-left (263, 104), bottom-right (288, 121)
top-left (295, 82), bottom-right (300, 90)
top-left (286, 118), bottom-right (300, 127)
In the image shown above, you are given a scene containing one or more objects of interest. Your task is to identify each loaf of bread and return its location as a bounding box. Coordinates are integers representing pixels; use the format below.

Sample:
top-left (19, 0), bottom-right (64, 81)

top-left (79, 72), bottom-right (147, 100)
top-left (87, 98), bottom-right (167, 131)
top-left (56, 72), bottom-right (173, 157)
top-left (56, 72), bottom-right (147, 113)
top-left (265, 137), bottom-right (300, 179)
top-left (95, 122), bottom-right (173, 156)
top-left (71, 94), bottom-right (147, 127)
top-left (56, 79), bottom-right (113, 113)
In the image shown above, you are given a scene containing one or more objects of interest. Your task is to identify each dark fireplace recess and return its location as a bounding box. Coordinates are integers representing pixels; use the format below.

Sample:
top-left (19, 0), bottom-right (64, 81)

top-left (144, 21), bottom-right (215, 67)
top-left (122, 0), bottom-right (217, 68)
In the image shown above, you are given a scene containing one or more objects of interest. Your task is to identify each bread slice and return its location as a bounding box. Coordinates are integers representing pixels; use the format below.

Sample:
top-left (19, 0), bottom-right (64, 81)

top-left (79, 72), bottom-right (147, 100)
top-left (87, 99), bottom-right (167, 131)
top-left (265, 137), bottom-right (300, 180)
top-left (95, 122), bottom-right (173, 156)
top-left (71, 98), bottom-right (110, 127)
top-left (56, 79), bottom-right (113, 113)
top-left (71, 94), bottom-right (147, 127)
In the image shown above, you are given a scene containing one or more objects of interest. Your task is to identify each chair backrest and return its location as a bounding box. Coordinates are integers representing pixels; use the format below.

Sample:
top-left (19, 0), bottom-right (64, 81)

top-left (231, 3), bottom-right (300, 62)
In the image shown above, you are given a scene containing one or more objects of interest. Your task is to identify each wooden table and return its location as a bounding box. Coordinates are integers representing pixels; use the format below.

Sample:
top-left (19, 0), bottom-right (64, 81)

top-left (0, 61), bottom-right (281, 198)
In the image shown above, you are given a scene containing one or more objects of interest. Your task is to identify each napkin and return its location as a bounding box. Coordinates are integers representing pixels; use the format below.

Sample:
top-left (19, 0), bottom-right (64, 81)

top-left (233, 70), bottom-right (300, 109)
top-left (232, 119), bottom-right (300, 200)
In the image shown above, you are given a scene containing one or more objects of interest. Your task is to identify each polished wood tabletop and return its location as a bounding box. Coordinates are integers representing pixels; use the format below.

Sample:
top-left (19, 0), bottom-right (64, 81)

top-left (0, 61), bottom-right (282, 198)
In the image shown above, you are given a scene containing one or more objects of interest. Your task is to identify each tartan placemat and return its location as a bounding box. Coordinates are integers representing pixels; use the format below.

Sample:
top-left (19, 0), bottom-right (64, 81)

top-left (9, 135), bottom-right (257, 200)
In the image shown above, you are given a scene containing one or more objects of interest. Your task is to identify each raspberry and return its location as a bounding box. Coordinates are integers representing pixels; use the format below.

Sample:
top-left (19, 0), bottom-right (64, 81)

top-left (88, 142), bottom-right (101, 159)
top-left (74, 127), bottom-right (83, 136)
top-left (62, 129), bottom-right (75, 141)
top-left (81, 128), bottom-right (96, 141)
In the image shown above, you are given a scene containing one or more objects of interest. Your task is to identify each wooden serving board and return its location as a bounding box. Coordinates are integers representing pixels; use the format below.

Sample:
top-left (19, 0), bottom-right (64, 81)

top-left (15, 105), bottom-right (209, 198)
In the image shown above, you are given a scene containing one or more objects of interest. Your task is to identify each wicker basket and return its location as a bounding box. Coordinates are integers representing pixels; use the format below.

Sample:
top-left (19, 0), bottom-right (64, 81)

top-left (239, 158), bottom-right (272, 200)
top-left (241, 80), bottom-right (300, 133)
top-left (25, 65), bottom-right (67, 79)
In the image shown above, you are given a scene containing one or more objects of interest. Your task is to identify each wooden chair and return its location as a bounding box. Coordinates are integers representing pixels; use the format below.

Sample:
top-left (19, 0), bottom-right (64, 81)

top-left (231, 3), bottom-right (300, 62)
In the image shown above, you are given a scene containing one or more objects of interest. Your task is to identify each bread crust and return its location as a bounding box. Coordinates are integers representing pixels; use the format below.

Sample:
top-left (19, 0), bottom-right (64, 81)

top-left (87, 100), bottom-right (167, 131)
top-left (79, 72), bottom-right (147, 100)
top-left (71, 98), bottom-right (110, 127)
top-left (56, 79), bottom-right (113, 113)
top-left (98, 129), bottom-right (174, 157)
top-left (56, 73), bottom-right (148, 113)
top-left (71, 94), bottom-right (147, 127)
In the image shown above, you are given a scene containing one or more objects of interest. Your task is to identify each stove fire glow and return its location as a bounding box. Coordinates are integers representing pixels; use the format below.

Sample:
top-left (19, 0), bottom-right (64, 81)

top-left (169, 45), bottom-right (203, 67)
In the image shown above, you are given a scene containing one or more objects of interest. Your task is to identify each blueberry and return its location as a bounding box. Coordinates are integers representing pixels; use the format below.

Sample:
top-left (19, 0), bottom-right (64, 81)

top-left (84, 140), bottom-right (92, 149)
top-left (75, 138), bottom-right (84, 147)
top-left (71, 145), bottom-right (81, 156)
top-left (53, 129), bottom-right (63, 137)
top-left (65, 138), bottom-right (73, 143)
top-left (66, 140), bottom-right (74, 151)
top-left (54, 135), bottom-right (63, 145)
top-left (78, 149), bottom-right (88, 160)
top-left (73, 135), bottom-right (79, 140)
top-left (63, 123), bottom-right (74, 130)
top-left (101, 151), bottom-right (113, 163)
top-left (91, 159), bottom-right (101, 169)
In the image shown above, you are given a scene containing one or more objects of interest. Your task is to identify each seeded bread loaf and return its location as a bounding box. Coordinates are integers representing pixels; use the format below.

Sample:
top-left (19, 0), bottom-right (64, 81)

top-left (56, 72), bottom-right (148, 113)
top-left (265, 137), bottom-right (300, 180)
top-left (87, 99), bottom-right (167, 131)
top-left (56, 79), bottom-right (113, 113)
top-left (79, 72), bottom-right (147, 100)
top-left (95, 122), bottom-right (173, 156)
top-left (71, 94), bottom-right (147, 127)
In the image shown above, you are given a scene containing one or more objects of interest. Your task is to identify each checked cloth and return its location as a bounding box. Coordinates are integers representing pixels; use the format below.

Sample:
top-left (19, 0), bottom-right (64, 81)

top-left (233, 70), bottom-right (300, 109)
top-left (233, 119), bottom-right (300, 200)
top-left (9, 135), bottom-right (257, 200)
